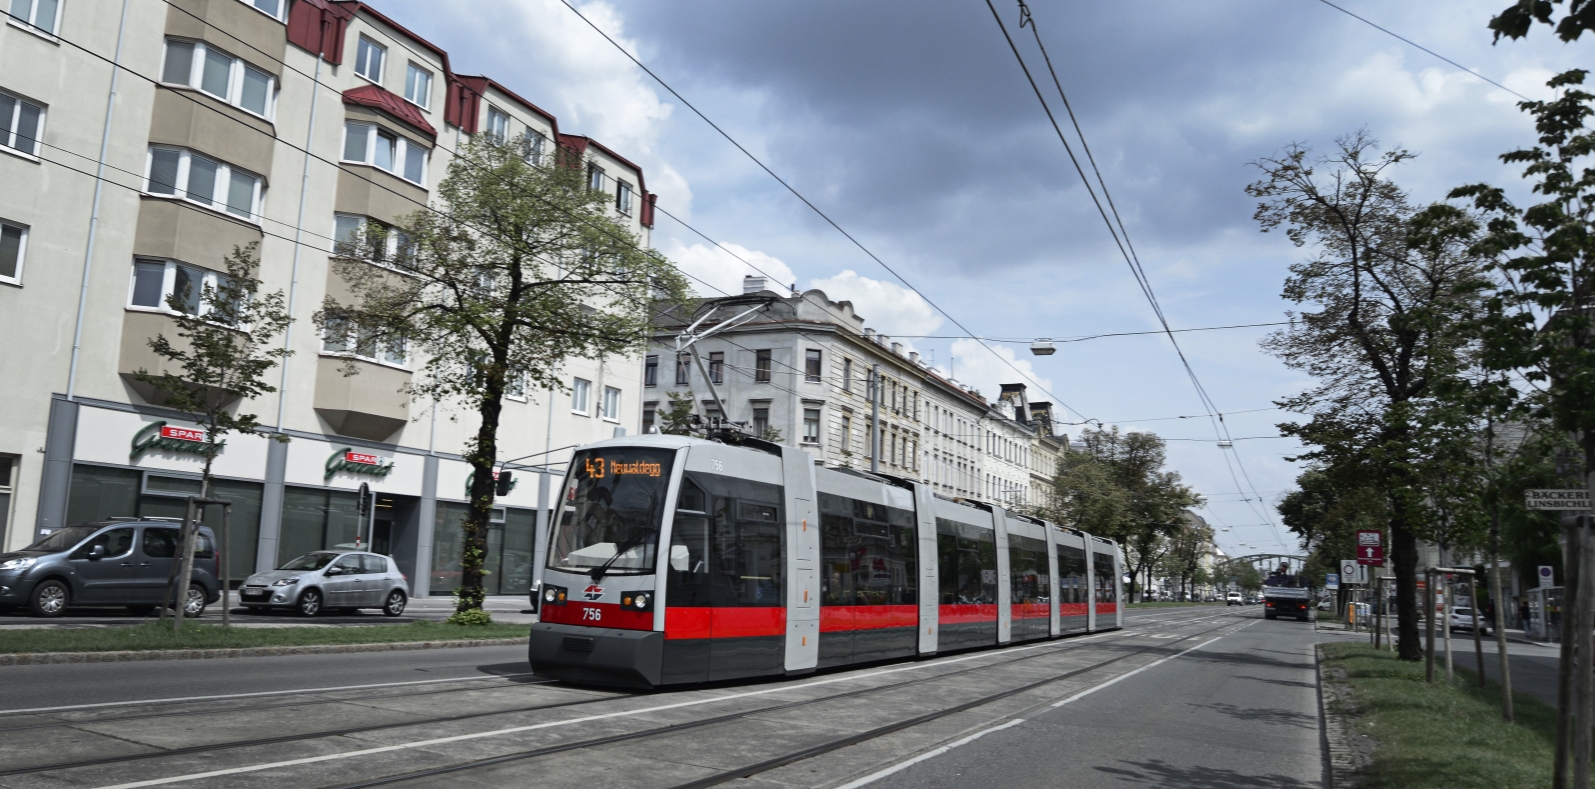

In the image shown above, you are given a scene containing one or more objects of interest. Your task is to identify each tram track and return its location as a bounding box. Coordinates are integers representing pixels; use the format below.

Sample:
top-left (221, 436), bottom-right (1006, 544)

top-left (12, 618), bottom-right (1193, 789)
top-left (322, 614), bottom-right (1245, 789)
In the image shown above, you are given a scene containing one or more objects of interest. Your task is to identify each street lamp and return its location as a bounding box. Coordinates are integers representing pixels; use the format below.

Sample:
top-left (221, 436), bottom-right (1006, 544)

top-left (1030, 339), bottom-right (1056, 356)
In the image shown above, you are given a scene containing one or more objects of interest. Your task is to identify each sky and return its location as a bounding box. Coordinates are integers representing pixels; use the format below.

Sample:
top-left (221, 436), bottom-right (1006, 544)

top-left (379, 0), bottom-right (1587, 558)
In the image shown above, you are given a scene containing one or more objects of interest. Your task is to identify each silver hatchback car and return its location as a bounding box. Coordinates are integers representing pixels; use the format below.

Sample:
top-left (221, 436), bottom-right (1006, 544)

top-left (239, 551), bottom-right (409, 616)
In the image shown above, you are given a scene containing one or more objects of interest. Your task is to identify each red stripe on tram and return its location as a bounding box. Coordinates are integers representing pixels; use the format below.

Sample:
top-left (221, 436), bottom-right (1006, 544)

top-left (539, 601), bottom-right (653, 631)
top-left (1059, 603), bottom-right (1089, 617)
top-left (820, 605), bottom-right (918, 632)
top-left (938, 603), bottom-right (998, 624)
top-left (664, 607), bottom-right (786, 640)
top-left (1096, 602), bottom-right (1119, 616)
top-left (1011, 602), bottom-right (1051, 620)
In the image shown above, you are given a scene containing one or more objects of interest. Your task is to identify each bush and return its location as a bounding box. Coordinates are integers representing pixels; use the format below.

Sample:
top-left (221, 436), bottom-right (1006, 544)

top-left (446, 608), bottom-right (494, 626)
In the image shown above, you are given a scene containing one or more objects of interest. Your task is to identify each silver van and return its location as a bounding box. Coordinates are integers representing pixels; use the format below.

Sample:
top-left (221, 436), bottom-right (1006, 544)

top-left (239, 551), bottom-right (409, 616)
top-left (0, 519), bottom-right (221, 617)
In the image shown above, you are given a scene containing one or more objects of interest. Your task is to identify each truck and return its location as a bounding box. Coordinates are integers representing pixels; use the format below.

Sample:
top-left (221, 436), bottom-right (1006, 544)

top-left (1263, 564), bottom-right (1312, 621)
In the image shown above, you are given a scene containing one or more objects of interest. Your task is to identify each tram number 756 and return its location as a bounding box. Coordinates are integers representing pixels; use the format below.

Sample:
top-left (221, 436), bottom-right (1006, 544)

top-left (582, 607), bottom-right (602, 622)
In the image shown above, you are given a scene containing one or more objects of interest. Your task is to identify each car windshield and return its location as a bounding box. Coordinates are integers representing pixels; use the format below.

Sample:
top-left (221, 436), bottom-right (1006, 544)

top-left (23, 524), bottom-right (104, 552)
top-left (278, 552), bottom-right (339, 571)
top-left (548, 448), bottom-right (674, 576)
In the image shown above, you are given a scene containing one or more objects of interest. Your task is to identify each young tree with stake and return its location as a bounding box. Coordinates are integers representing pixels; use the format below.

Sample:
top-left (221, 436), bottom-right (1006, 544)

top-left (320, 134), bottom-right (688, 621)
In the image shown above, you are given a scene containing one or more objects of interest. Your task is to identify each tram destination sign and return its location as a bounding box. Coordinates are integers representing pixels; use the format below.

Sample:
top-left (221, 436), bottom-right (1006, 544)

top-left (1526, 489), bottom-right (1592, 511)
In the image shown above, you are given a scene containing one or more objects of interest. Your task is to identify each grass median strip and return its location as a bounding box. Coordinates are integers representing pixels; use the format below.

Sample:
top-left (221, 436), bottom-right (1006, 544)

top-left (1321, 641), bottom-right (1553, 789)
top-left (0, 621), bottom-right (531, 654)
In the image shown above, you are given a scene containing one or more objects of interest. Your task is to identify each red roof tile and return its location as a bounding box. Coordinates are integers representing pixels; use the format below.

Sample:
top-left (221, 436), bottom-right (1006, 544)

top-left (342, 84), bottom-right (436, 137)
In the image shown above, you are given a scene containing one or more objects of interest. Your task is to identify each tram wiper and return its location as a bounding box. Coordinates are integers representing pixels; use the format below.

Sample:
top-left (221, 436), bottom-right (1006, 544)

top-left (589, 536), bottom-right (648, 582)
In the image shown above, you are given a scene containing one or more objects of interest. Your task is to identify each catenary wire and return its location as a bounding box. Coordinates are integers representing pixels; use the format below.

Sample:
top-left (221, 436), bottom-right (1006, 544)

top-left (1313, 0), bottom-right (1529, 100)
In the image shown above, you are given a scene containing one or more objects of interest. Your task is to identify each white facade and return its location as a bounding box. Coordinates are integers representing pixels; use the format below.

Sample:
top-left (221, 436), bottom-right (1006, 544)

top-left (0, 0), bottom-right (660, 597)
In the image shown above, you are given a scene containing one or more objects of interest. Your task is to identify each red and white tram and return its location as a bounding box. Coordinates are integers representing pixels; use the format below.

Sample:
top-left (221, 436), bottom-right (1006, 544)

top-left (529, 434), bottom-right (1123, 688)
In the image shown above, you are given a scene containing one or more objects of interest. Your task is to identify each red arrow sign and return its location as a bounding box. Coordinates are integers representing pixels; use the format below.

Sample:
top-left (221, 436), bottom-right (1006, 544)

top-left (1358, 545), bottom-right (1385, 566)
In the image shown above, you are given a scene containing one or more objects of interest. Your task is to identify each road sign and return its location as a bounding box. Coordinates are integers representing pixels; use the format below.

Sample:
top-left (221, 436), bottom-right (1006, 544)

top-left (1526, 489), bottom-right (1592, 510)
top-left (1326, 573), bottom-right (1340, 589)
top-left (1540, 565), bottom-right (1556, 589)
top-left (1357, 544), bottom-right (1385, 566)
top-left (1339, 560), bottom-right (1369, 585)
top-left (1357, 529), bottom-right (1382, 547)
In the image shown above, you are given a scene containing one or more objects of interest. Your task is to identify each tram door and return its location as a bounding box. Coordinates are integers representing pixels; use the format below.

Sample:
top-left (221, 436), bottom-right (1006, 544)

top-left (1055, 533), bottom-right (1090, 634)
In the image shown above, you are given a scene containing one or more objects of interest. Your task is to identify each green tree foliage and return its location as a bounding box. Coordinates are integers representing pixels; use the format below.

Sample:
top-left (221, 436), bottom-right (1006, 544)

top-left (659, 390), bottom-right (699, 435)
top-left (1490, 0), bottom-right (1595, 42)
top-left (1040, 426), bottom-right (1201, 601)
top-left (319, 135), bottom-right (689, 616)
top-left (1248, 133), bottom-right (1489, 659)
top-left (135, 242), bottom-right (294, 493)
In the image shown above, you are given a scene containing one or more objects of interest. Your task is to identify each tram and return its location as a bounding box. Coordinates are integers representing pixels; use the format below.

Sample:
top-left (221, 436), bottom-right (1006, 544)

top-left (528, 433), bottom-right (1123, 688)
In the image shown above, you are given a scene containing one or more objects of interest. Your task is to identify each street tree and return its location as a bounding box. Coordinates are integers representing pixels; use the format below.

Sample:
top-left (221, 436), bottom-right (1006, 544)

top-left (134, 242), bottom-right (293, 618)
top-left (1490, 0), bottom-right (1595, 42)
top-left (1248, 132), bottom-right (1489, 660)
top-left (320, 134), bottom-right (689, 619)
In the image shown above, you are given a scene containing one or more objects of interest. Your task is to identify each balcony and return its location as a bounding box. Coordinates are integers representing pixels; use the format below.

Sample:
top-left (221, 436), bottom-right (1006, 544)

top-left (313, 356), bottom-right (411, 441)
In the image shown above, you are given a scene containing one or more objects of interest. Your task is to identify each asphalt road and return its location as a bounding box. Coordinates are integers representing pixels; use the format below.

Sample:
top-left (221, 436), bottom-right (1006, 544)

top-left (0, 606), bottom-right (1334, 789)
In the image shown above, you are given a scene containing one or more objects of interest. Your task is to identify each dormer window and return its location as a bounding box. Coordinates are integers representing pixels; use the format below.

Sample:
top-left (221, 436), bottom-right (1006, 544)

top-left (355, 36), bottom-right (386, 82)
top-left (588, 163), bottom-right (605, 191)
top-left (617, 181), bottom-right (633, 215)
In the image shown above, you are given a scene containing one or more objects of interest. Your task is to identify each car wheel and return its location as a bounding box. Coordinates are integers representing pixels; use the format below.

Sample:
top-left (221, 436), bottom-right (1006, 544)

top-left (383, 590), bottom-right (407, 617)
top-left (30, 580), bottom-right (69, 618)
top-left (297, 589), bottom-right (323, 617)
top-left (181, 587), bottom-right (207, 619)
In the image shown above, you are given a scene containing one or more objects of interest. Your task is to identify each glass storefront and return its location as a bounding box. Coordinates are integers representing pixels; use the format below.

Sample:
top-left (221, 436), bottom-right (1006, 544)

top-left (279, 486), bottom-right (362, 566)
top-left (431, 502), bottom-right (536, 597)
top-left (64, 464), bottom-right (262, 583)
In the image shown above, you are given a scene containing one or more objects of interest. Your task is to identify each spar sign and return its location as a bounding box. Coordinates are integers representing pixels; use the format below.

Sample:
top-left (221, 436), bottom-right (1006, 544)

top-left (130, 421), bottom-right (222, 460)
top-left (324, 447), bottom-right (395, 480)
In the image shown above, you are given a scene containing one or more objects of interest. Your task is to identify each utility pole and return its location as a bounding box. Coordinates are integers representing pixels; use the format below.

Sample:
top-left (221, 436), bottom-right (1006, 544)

top-left (869, 364), bottom-right (881, 473)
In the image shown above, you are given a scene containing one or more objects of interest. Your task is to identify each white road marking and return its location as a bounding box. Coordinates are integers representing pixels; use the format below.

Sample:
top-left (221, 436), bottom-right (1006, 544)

top-left (0, 673), bottom-right (548, 716)
top-left (831, 718), bottom-right (1028, 789)
top-left (87, 631), bottom-right (1131, 789)
top-left (1050, 618), bottom-right (1260, 709)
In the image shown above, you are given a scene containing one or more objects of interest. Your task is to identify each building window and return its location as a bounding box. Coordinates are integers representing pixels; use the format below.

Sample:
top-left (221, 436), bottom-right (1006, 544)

top-left (8, 0), bottom-right (59, 33)
top-left (803, 408), bottom-right (820, 444)
top-left (708, 351), bottom-right (724, 384)
top-left (404, 62), bottom-right (432, 109)
top-left (505, 373), bottom-right (526, 401)
top-left (842, 358), bottom-right (852, 393)
top-left (588, 163), bottom-right (605, 191)
top-left (160, 39), bottom-right (275, 119)
top-left (520, 131), bottom-right (546, 164)
top-left (752, 406), bottom-right (769, 437)
top-left (321, 317), bottom-right (407, 367)
top-left (342, 122), bottom-right (428, 185)
top-left (144, 147), bottom-right (263, 222)
top-left (355, 36), bottom-right (385, 82)
top-left (571, 377), bottom-right (591, 414)
top-left (805, 349), bottom-right (822, 383)
top-left (333, 213), bottom-right (413, 265)
top-left (643, 407), bottom-right (656, 434)
top-left (617, 181), bottom-right (633, 215)
top-left (0, 90), bottom-right (44, 157)
top-left (644, 355), bottom-right (658, 387)
top-left (0, 219), bottom-right (26, 284)
top-left (675, 353), bottom-right (690, 385)
top-left (486, 107), bottom-right (509, 141)
top-left (840, 414), bottom-right (852, 450)
top-left (602, 386), bottom-right (621, 421)
top-left (755, 349), bottom-right (771, 383)
top-left (128, 258), bottom-right (234, 316)
top-left (235, 0), bottom-right (286, 21)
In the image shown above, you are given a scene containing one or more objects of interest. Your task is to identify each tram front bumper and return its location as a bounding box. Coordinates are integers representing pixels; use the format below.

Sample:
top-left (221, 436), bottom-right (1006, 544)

top-left (528, 622), bottom-right (664, 689)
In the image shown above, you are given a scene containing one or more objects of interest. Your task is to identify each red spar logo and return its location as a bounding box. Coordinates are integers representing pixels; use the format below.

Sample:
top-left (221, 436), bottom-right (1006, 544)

top-left (581, 585), bottom-right (604, 601)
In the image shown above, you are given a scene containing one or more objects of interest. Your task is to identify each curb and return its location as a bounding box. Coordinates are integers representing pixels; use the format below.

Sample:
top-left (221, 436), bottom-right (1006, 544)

top-left (0, 638), bottom-right (524, 666)
top-left (1316, 644), bottom-right (1370, 788)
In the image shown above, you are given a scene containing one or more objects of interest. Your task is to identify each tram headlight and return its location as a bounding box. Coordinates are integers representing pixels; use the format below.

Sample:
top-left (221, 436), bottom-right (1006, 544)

top-left (621, 592), bottom-right (652, 612)
top-left (542, 585), bottom-right (568, 606)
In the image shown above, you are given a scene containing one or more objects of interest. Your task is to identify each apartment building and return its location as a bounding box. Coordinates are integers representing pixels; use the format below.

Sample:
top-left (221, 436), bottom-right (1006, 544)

top-left (0, 0), bottom-right (659, 597)
top-left (647, 278), bottom-right (1065, 509)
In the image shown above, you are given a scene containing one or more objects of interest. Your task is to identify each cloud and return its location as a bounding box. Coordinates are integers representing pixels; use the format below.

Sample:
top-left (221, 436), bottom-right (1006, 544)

top-left (807, 270), bottom-right (943, 339)
top-left (948, 338), bottom-right (1055, 406)
top-left (661, 240), bottom-right (796, 298)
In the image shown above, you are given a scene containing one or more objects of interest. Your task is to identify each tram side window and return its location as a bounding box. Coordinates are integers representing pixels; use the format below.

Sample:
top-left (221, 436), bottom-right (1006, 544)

top-left (1008, 535), bottom-right (1049, 604)
top-left (817, 492), bottom-right (916, 607)
top-left (1093, 551), bottom-right (1118, 603)
top-left (1056, 544), bottom-right (1088, 605)
top-left (935, 517), bottom-right (997, 605)
top-left (667, 472), bottom-right (785, 607)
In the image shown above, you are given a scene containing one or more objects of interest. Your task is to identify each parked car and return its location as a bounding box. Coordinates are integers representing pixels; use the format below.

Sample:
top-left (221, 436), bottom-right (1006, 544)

top-left (1226, 592), bottom-right (1244, 606)
top-left (0, 519), bottom-right (221, 617)
top-left (1448, 607), bottom-right (1491, 635)
top-left (239, 551), bottom-right (409, 616)
top-left (1317, 598), bottom-right (1334, 611)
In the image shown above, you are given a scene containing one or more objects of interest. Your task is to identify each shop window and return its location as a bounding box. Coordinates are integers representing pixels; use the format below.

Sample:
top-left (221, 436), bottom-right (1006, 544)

top-left (160, 38), bottom-right (275, 119)
top-left (279, 485), bottom-right (361, 565)
top-left (432, 502), bottom-right (537, 596)
top-left (65, 464), bottom-right (259, 581)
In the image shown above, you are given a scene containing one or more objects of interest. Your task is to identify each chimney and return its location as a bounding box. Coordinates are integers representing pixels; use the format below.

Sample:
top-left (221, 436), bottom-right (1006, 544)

top-left (1030, 402), bottom-right (1054, 437)
top-left (891, 342), bottom-right (903, 356)
top-left (909, 351), bottom-right (920, 364)
top-left (877, 334), bottom-right (889, 346)
top-left (864, 328), bottom-right (875, 342)
top-left (742, 276), bottom-right (765, 295)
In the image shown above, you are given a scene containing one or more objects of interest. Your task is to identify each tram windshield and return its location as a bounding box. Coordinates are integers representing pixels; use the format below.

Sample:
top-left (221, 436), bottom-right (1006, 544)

top-left (548, 448), bottom-right (675, 577)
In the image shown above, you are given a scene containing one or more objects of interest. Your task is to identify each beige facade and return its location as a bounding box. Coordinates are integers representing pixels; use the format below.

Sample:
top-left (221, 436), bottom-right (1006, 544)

top-left (647, 279), bottom-right (1066, 510)
top-left (0, 0), bottom-right (661, 597)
